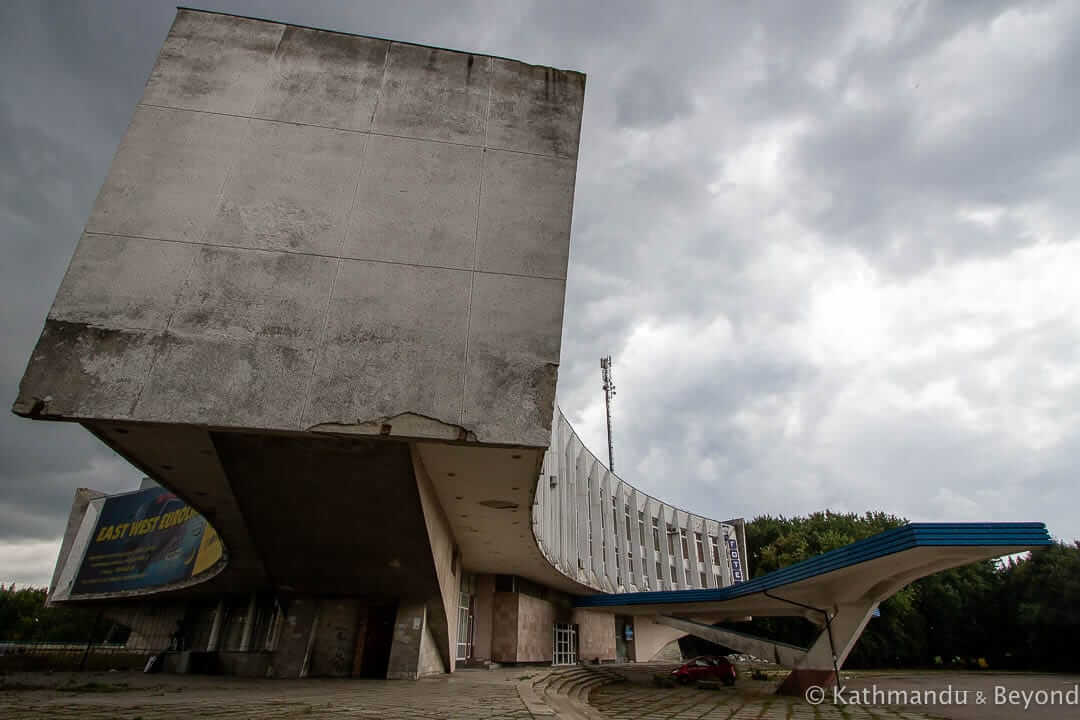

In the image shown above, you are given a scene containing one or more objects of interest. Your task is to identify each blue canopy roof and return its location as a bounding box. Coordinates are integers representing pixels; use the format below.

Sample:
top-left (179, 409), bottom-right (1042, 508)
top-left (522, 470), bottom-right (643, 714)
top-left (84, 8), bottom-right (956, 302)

top-left (574, 522), bottom-right (1052, 608)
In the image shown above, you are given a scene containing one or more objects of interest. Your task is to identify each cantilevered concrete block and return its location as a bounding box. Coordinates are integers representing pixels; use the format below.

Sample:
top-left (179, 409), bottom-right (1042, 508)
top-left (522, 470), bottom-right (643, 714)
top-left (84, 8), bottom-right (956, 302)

top-left (16, 9), bottom-right (584, 450)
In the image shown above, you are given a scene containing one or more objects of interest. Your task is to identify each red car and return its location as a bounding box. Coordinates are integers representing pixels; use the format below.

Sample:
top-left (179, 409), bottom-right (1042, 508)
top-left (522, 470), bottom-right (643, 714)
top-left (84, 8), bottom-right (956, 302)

top-left (671, 656), bottom-right (737, 685)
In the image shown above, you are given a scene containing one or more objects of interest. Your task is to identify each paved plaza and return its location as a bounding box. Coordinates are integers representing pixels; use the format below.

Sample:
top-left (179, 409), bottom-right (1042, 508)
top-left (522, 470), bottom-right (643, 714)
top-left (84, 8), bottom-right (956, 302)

top-left (587, 665), bottom-right (940, 720)
top-left (0, 669), bottom-right (535, 720)
top-left (2, 666), bottom-right (1077, 719)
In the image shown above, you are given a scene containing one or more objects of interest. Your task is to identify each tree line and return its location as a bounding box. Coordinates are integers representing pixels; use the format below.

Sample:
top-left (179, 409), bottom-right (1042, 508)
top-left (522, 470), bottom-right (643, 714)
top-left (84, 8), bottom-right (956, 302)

top-left (728, 511), bottom-right (1080, 671)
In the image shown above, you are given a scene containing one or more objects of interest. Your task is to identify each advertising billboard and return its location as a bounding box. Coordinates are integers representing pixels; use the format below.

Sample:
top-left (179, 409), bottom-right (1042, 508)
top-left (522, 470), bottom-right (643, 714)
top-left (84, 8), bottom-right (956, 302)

top-left (71, 486), bottom-right (222, 595)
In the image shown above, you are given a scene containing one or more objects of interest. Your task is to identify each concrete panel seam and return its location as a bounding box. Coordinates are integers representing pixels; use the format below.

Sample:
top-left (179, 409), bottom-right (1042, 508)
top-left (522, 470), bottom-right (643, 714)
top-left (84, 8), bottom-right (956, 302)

top-left (134, 103), bottom-right (579, 159)
top-left (459, 135), bottom-right (489, 425)
top-left (299, 128), bottom-right (371, 429)
top-left (79, 230), bottom-right (568, 282)
top-left (247, 25), bottom-right (288, 117)
top-left (368, 41), bottom-right (393, 132)
top-left (124, 108), bottom-right (256, 417)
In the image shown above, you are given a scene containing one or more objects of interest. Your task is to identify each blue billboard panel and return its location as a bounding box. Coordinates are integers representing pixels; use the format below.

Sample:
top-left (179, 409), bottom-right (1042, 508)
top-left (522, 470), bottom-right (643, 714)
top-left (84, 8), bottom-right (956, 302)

top-left (72, 486), bottom-right (222, 595)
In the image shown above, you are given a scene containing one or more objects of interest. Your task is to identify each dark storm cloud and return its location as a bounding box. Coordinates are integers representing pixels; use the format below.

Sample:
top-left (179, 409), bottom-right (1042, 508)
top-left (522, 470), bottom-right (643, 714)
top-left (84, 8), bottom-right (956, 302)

top-left (3, 0), bottom-right (1079, 584)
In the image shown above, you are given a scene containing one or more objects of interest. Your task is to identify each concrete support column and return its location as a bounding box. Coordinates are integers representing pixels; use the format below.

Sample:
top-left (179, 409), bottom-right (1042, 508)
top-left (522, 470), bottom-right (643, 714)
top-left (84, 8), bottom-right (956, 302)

top-left (298, 600), bottom-right (321, 678)
top-left (778, 599), bottom-right (879, 696)
top-left (239, 592), bottom-right (257, 651)
top-left (206, 598), bottom-right (226, 651)
top-left (655, 615), bottom-right (807, 667)
top-left (387, 601), bottom-right (446, 679)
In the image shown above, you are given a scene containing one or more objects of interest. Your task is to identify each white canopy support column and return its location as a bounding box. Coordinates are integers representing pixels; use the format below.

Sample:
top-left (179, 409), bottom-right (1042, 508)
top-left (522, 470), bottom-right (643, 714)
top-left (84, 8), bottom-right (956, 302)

top-left (654, 615), bottom-right (808, 668)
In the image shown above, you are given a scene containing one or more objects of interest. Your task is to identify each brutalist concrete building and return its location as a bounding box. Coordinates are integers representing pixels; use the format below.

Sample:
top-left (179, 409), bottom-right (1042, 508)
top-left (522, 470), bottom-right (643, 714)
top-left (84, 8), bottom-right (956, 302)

top-left (13, 8), bottom-right (745, 678)
top-left (15, 10), bottom-right (1048, 688)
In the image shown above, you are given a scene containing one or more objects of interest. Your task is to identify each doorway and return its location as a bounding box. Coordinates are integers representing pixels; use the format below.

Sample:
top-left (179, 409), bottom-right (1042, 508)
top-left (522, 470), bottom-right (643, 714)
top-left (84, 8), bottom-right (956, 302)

top-left (553, 623), bottom-right (577, 665)
top-left (354, 601), bottom-right (397, 677)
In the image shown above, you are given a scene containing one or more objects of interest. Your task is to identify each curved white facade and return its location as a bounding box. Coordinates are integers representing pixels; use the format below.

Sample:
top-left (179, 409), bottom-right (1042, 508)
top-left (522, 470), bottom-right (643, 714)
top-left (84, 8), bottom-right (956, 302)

top-left (533, 407), bottom-right (748, 594)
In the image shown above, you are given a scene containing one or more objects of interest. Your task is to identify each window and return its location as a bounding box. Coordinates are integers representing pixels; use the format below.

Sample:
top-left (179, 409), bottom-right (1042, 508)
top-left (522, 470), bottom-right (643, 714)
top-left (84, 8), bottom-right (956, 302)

top-left (612, 496), bottom-right (617, 529)
top-left (638, 511), bottom-right (646, 546)
top-left (656, 561), bottom-right (663, 582)
top-left (710, 536), bottom-right (721, 565)
top-left (624, 504), bottom-right (632, 542)
top-left (695, 532), bottom-right (705, 562)
top-left (680, 529), bottom-right (689, 559)
top-left (652, 517), bottom-right (661, 551)
top-left (667, 524), bottom-right (675, 554)
top-left (669, 565), bottom-right (677, 583)
top-left (628, 554), bottom-right (634, 574)
top-left (699, 572), bottom-right (707, 587)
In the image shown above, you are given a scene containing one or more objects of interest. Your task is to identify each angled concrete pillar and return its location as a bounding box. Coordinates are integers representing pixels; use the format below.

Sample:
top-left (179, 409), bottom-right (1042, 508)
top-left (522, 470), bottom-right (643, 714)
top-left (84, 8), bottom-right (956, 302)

top-left (656, 615), bottom-right (808, 667)
top-left (777, 599), bottom-right (878, 695)
top-left (239, 592), bottom-right (258, 651)
top-left (206, 598), bottom-right (226, 651)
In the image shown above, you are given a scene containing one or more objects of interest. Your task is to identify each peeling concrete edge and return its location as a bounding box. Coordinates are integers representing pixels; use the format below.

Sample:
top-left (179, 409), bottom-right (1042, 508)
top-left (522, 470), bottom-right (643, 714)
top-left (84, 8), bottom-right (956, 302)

top-left (306, 411), bottom-right (478, 442)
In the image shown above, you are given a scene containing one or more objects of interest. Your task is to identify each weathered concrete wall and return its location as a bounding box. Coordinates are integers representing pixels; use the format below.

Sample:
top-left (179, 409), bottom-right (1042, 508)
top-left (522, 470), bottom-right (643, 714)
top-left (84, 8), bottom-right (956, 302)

top-left (471, 574), bottom-right (496, 662)
top-left (491, 592), bottom-right (518, 662)
top-left (573, 608), bottom-right (616, 663)
top-left (14, 8), bottom-right (584, 450)
top-left (310, 598), bottom-right (360, 677)
top-left (515, 592), bottom-right (556, 662)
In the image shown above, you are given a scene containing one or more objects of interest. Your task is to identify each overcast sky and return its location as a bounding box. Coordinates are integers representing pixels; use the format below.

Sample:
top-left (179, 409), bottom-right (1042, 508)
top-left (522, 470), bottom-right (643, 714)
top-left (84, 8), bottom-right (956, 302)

top-left (3, 0), bottom-right (1079, 586)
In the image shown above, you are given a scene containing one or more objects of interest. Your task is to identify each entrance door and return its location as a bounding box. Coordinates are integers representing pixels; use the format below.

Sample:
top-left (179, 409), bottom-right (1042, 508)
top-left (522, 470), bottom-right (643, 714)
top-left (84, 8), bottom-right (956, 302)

top-left (357, 601), bottom-right (397, 678)
top-left (456, 590), bottom-right (473, 662)
top-left (552, 623), bottom-right (577, 665)
top-left (615, 615), bottom-right (635, 663)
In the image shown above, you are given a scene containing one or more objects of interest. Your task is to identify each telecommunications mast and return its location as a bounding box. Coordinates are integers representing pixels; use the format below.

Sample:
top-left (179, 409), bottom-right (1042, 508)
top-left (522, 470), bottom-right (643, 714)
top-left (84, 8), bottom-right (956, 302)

top-left (600, 356), bottom-right (616, 472)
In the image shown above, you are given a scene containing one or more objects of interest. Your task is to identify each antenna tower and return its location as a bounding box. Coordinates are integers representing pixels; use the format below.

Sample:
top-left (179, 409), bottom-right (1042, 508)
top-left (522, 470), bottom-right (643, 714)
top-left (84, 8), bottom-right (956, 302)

top-left (600, 356), bottom-right (616, 471)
